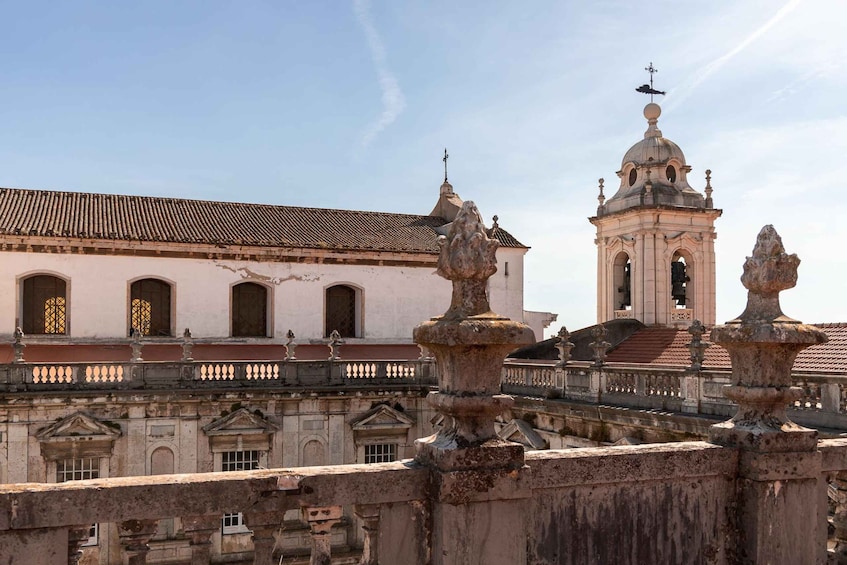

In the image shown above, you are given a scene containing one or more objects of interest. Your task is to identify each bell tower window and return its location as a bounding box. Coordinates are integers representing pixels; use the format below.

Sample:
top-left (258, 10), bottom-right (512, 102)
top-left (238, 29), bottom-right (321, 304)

top-left (671, 255), bottom-right (690, 308)
top-left (613, 253), bottom-right (632, 310)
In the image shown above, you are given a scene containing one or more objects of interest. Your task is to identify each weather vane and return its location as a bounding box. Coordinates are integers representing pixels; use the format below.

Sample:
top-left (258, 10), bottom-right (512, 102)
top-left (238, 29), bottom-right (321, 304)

top-left (635, 62), bottom-right (666, 102)
top-left (443, 148), bottom-right (449, 183)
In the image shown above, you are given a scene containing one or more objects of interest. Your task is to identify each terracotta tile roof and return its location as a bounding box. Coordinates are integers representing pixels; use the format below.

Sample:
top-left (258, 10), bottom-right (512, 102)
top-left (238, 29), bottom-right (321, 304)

top-left (606, 323), bottom-right (847, 374)
top-left (0, 187), bottom-right (525, 252)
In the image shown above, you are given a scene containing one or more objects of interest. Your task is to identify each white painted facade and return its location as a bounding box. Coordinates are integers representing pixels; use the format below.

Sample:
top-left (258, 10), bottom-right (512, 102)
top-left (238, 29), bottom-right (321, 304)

top-left (0, 245), bottom-right (526, 342)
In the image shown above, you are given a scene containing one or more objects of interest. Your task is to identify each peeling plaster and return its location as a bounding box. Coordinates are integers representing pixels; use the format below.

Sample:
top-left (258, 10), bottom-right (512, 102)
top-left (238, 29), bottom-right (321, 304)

top-left (213, 263), bottom-right (320, 285)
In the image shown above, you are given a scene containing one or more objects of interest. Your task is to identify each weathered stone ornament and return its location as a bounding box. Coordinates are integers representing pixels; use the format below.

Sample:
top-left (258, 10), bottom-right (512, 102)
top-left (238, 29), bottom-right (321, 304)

top-left (130, 328), bottom-right (144, 363)
top-left (414, 201), bottom-right (534, 469)
top-left (590, 324), bottom-right (610, 367)
top-left (710, 225), bottom-right (827, 451)
top-left (554, 326), bottom-right (574, 368)
top-left (327, 330), bottom-right (343, 361)
top-left (285, 329), bottom-right (297, 361)
top-left (687, 319), bottom-right (709, 371)
top-left (12, 327), bottom-right (25, 364)
top-left (181, 328), bottom-right (194, 362)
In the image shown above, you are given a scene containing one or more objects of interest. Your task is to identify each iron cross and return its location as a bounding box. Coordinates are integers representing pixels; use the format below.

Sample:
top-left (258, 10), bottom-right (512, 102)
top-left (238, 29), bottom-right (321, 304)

top-left (443, 148), bottom-right (449, 182)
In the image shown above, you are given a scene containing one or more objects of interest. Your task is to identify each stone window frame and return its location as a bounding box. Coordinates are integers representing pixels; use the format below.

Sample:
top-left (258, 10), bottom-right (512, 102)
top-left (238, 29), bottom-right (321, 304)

top-left (363, 443), bottom-right (397, 464)
top-left (324, 282), bottom-right (364, 338)
top-left (230, 281), bottom-right (272, 338)
top-left (350, 404), bottom-right (415, 464)
top-left (18, 272), bottom-right (70, 336)
top-left (128, 276), bottom-right (174, 337)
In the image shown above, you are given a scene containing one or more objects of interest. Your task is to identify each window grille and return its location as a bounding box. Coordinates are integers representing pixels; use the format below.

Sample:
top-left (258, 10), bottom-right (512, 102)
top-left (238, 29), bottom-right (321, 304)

top-left (221, 450), bottom-right (262, 533)
top-left (364, 443), bottom-right (397, 464)
top-left (325, 285), bottom-right (357, 337)
top-left (22, 275), bottom-right (67, 334)
top-left (130, 279), bottom-right (171, 336)
top-left (232, 283), bottom-right (268, 337)
top-left (57, 458), bottom-right (99, 546)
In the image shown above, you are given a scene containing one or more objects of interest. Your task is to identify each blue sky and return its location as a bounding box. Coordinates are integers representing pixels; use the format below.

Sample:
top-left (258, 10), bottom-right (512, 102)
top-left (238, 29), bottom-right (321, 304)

top-left (0, 0), bottom-right (844, 335)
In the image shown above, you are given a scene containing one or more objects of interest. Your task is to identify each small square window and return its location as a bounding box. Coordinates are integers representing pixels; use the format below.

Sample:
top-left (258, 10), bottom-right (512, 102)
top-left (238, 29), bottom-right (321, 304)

top-left (364, 443), bottom-right (397, 464)
top-left (221, 451), bottom-right (262, 534)
top-left (57, 458), bottom-right (99, 546)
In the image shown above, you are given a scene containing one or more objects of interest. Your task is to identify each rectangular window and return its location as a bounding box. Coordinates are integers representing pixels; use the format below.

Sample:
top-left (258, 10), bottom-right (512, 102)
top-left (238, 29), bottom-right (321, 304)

top-left (57, 458), bottom-right (99, 546)
top-left (221, 450), bottom-right (262, 534)
top-left (364, 443), bottom-right (397, 464)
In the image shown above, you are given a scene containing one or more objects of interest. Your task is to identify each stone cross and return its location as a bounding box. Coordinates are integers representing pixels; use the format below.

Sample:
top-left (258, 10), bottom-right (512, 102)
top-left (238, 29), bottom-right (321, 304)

top-left (181, 328), bottom-right (194, 362)
top-left (285, 329), bottom-right (297, 361)
top-left (12, 327), bottom-right (25, 364)
top-left (554, 326), bottom-right (574, 368)
top-left (686, 319), bottom-right (709, 371)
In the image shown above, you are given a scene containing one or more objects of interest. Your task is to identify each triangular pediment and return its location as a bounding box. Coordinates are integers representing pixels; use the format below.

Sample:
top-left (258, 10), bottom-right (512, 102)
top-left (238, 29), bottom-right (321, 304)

top-left (203, 408), bottom-right (278, 436)
top-left (36, 412), bottom-right (122, 441)
top-left (498, 419), bottom-right (547, 450)
top-left (351, 404), bottom-right (415, 431)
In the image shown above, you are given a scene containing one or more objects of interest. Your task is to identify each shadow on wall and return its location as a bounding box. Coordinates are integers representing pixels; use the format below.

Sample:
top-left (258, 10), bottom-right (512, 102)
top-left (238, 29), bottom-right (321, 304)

top-left (508, 319), bottom-right (646, 360)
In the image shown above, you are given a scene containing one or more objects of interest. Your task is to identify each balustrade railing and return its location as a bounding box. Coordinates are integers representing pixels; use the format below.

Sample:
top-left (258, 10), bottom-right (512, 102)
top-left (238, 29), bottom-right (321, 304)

top-left (501, 359), bottom-right (847, 427)
top-left (0, 358), bottom-right (435, 391)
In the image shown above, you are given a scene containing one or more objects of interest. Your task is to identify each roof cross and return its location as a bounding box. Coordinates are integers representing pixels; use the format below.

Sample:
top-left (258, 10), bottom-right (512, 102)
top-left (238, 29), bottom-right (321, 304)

top-left (442, 148), bottom-right (449, 182)
top-left (635, 62), bottom-right (666, 101)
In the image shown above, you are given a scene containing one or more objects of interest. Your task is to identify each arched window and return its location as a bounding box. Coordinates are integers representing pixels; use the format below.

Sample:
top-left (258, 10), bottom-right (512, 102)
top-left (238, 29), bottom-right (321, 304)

top-left (325, 285), bottom-right (358, 338)
top-left (232, 282), bottom-right (268, 337)
top-left (613, 253), bottom-right (632, 310)
top-left (628, 168), bottom-right (637, 187)
top-left (671, 254), bottom-right (690, 308)
top-left (22, 275), bottom-right (67, 334)
top-left (130, 279), bottom-right (172, 336)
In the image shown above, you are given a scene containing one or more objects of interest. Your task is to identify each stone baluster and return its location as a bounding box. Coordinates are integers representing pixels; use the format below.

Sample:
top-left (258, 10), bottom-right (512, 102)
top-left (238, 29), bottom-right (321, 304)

top-left (12, 327), bottom-right (25, 364)
top-left (708, 225), bottom-right (828, 565)
top-left (354, 504), bottom-right (380, 565)
top-left (118, 518), bottom-right (159, 565)
top-left (554, 326), bottom-right (574, 368)
top-left (303, 506), bottom-right (342, 565)
top-left (243, 511), bottom-right (281, 565)
top-left (413, 201), bottom-right (534, 565)
top-left (181, 328), bottom-right (194, 362)
top-left (284, 329), bottom-right (297, 361)
top-left (130, 328), bottom-right (144, 363)
top-left (67, 525), bottom-right (91, 565)
top-left (590, 324), bottom-right (610, 367)
top-left (182, 515), bottom-right (219, 565)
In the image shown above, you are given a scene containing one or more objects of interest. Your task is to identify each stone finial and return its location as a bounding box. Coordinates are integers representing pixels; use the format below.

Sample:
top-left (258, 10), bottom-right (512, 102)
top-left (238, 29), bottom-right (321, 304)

top-left (597, 178), bottom-right (606, 215)
top-left (735, 225), bottom-right (800, 323)
top-left (590, 324), bottom-right (611, 367)
top-left (327, 330), bottom-right (343, 361)
top-left (687, 319), bottom-right (710, 371)
top-left (285, 330), bottom-right (297, 361)
top-left (554, 326), bottom-right (574, 368)
top-left (491, 215), bottom-right (499, 230)
top-left (130, 328), bottom-right (143, 363)
top-left (181, 328), bottom-right (194, 362)
top-left (435, 201), bottom-right (499, 320)
top-left (704, 169), bottom-right (713, 208)
top-left (417, 344), bottom-right (432, 361)
top-left (710, 225), bottom-right (828, 451)
top-left (12, 327), bottom-right (25, 364)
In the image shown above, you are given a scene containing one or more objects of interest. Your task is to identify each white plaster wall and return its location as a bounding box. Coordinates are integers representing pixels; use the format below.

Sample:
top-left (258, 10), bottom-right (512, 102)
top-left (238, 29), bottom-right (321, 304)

top-left (0, 252), bottom-right (453, 340)
top-left (488, 248), bottom-right (526, 324)
top-left (0, 247), bottom-right (529, 340)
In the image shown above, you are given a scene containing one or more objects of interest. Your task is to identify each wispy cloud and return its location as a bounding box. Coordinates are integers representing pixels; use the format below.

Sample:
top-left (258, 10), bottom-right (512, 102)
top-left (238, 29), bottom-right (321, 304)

top-left (353, 0), bottom-right (405, 151)
top-left (665, 0), bottom-right (804, 112)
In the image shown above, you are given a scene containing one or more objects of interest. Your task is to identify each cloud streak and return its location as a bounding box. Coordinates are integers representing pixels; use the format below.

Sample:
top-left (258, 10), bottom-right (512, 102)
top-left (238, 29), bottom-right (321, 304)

top-left (353, 0), bottom-right (405, 151)
top-left (666, 0), bottom-right (804, 112)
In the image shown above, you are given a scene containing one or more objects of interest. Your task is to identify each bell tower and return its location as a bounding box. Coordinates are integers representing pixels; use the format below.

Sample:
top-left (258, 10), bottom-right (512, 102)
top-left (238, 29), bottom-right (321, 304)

top-left (590, 76), bottom-right (721, 328)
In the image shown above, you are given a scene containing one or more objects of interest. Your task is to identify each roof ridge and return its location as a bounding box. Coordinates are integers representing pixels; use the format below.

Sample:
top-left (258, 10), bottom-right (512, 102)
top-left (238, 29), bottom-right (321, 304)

top-left (0, 186), bottom-right (447, 221)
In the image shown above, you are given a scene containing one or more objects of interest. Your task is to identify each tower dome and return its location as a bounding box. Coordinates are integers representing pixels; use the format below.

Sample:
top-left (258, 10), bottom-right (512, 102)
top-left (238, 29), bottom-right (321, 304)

top-left (601, 103), bottom-right (705, 215)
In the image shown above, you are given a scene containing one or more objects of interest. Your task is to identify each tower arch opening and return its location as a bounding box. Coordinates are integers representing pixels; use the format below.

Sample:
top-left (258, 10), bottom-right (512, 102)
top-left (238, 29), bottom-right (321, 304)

top-left (613, 252), bottom-right (632, 311)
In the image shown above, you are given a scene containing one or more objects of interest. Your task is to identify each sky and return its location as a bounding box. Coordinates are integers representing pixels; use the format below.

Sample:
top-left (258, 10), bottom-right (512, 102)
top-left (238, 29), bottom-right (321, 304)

top-left (0, 0), bottom-right (844, 337)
